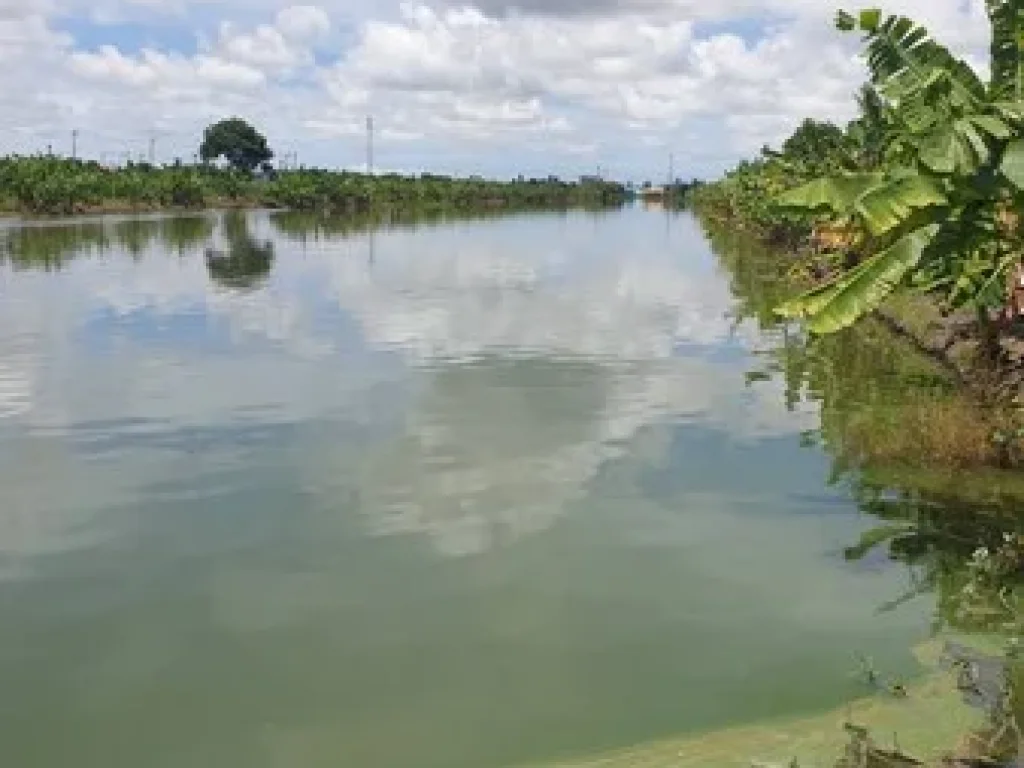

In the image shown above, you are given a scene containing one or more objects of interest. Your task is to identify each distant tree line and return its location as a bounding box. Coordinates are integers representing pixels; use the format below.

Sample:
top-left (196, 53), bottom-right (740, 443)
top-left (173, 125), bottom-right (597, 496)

top-left (0, 118), bottom-right (627, 215)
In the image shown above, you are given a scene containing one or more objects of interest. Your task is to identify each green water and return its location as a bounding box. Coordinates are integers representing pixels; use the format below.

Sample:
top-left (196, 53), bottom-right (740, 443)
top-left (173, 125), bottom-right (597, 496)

top-left (0, 208), bottom-right (941, 768)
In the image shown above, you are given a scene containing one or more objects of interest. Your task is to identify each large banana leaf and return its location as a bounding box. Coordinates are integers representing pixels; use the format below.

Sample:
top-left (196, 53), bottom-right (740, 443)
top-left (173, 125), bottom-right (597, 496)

top-left (840, 9), bottom-right (985, 106)
top-left (986, 0), bottom-right (1024, 101)
top-left (914, 112), bottom-right (1011, 176)
top-left (776, 171), bottom-right (945, 236)
top-left (774, 172), bottom-right (883, 215)
top-left (1000, 138), bottom-right (1024, 188)
top-left (775, 224), bottom-right (940, 334)
top-left (854, 173), bottom-right (947, 235)
top-left (994, 99), bottom-right (1024, 121)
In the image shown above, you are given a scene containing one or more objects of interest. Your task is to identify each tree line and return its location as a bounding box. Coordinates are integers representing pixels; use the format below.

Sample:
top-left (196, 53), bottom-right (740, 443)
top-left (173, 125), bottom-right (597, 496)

top-left (0, 118), bottom-right (627, 215)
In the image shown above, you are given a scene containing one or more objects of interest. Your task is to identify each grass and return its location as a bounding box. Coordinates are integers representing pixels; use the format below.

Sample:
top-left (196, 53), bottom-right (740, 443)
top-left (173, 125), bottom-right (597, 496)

top-left (838, 396), bottom-right (1006, 470)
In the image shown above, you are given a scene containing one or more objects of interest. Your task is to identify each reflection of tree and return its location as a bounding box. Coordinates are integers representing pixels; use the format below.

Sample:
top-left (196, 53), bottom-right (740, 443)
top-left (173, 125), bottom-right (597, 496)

top-left (268, 208), bottom-right (561, 245)
top-left (706, 218), bottom-right (1024, 635)
top-left (205, 211), bottom-right (275, 290)
top-left (0, 222), bottom-right (110, 270)
top-left (841, 478), bottom-right (1024, 631)
top-left (0, 215), bottom-right (216, 270)
top-left (112, 218), bottom-right (161, 258)
top-left (159, 215), bottom-right (214, 256)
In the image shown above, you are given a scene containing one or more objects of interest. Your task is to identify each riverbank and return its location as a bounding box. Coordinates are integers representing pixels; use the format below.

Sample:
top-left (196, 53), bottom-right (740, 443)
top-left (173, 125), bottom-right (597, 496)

top-left (0, 155), bottom-right (628, 216)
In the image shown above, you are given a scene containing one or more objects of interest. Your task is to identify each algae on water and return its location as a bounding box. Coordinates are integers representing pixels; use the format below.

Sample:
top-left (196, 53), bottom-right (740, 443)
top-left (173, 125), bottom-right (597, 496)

top-left (526, 639), bottom-right (992, 768)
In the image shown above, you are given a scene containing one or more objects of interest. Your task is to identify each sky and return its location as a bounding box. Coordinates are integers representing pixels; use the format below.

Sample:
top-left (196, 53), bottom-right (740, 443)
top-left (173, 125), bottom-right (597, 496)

top-left (1, 0), bottom-right (993, 181)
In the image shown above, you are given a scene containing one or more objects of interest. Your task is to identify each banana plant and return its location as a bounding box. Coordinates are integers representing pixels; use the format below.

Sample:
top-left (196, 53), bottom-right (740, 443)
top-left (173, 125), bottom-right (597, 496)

top-left (775, 4), bottom-right (1024, 335)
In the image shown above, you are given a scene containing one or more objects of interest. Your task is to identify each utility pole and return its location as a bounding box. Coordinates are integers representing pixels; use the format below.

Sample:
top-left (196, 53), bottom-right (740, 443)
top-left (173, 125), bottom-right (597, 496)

top-left (71, 129), bottom-right (79, 160)
top-left (366, 115), bottom-right (374, 175)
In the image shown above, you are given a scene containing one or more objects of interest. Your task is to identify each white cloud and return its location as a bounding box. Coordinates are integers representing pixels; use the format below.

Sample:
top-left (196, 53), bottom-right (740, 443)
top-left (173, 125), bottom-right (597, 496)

top-left (0, 0), bottom-right (996, 176)
top-left (275, 5), bottom-right (331, 41)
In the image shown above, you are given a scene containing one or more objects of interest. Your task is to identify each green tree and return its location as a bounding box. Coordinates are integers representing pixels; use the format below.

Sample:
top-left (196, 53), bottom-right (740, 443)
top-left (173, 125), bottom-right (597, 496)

top-left (780, 118), bottom-right (854, 175)
top-left (199, 118), bottom-right (273, 173)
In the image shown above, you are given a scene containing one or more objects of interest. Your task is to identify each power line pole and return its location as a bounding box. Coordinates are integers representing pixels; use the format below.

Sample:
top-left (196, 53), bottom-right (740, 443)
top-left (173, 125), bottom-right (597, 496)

top-left (366, 115), bottom-right (374, 175)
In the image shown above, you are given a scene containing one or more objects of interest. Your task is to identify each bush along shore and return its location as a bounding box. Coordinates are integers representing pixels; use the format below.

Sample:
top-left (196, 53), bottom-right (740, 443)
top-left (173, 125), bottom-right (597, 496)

top-left (688, 4), bottom-right (1024, 452)
top-left (0, 155), bottom-right (628, 217)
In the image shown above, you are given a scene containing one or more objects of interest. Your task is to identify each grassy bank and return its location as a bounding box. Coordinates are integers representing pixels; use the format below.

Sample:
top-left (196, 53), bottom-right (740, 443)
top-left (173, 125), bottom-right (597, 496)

top-left (0, 155), bottom-right (627, 216)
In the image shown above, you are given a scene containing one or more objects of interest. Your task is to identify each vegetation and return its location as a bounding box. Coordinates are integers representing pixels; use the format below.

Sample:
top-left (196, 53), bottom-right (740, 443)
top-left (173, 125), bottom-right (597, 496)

top-left (699, 206), bottom-right (1024, 768)
top-left (0, 155), bottom-right (627, 217)
top-left (691, 1), bottom-right (1024, 365)
top-left (199, 118), bottom-right (273, 173)
top-left (0, 213), bottom-right (214, 270)
top-left (0, 117), bottom-right (627, 217)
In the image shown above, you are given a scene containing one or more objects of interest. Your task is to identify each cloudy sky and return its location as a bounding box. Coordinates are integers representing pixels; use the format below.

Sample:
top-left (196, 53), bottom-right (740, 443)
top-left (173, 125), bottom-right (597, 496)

top-left (3, 0), bottom-right (990, 181)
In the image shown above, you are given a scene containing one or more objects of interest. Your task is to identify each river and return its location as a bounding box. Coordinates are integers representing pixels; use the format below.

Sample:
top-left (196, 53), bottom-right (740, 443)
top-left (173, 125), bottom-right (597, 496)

top-left (0, 206), bottom-right (978, 767)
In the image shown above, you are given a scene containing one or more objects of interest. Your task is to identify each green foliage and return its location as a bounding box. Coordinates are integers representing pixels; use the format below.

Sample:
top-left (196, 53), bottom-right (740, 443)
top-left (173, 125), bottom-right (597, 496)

top-left (199, 118), bottom-right (273, 173)
top-left (697, 5), bottom-right (1024, 337)
top-left (778, 225), bottom-right (939, 333)
top-left (0, 155), bottom-right (628, 216)
top-left (986, 0), bottom-right (1024, 102)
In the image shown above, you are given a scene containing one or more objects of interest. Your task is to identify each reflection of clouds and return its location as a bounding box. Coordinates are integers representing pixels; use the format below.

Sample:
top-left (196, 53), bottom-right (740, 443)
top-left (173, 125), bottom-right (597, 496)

top-left (353, 358), bottom-right (817, 557)
top-left (0, 295), bottom-right (43, 421)
top-left (81, 239), bottom-right (328, 356)
top-left (313, 219), bottom-right (817, 556)
top-left (0, 353), bottom-right (33, 420)
top-left (325, 240), bottom-right (757, 362)
top-left (0, 212), bottom-right (820, 562)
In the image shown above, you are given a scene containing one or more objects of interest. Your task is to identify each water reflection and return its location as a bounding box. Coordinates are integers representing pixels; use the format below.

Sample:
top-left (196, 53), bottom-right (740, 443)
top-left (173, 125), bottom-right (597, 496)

top-left (0, 208), bottom-right (966, 768)
top-left (0, 213), bottom-right (213, 269)
top-left (205, 211), bottom-right (275, 290)
top-left (704, 219), bottom-right (1024, 631)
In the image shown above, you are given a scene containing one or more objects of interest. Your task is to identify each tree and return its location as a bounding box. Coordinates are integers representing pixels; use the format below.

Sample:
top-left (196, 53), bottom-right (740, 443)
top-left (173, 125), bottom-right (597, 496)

top-left (199, 118), bottom-right (273, 173)
top-left (774, 5), bottom-right (1024, 340)
top-left (780, 118), bottom-right (853, 175)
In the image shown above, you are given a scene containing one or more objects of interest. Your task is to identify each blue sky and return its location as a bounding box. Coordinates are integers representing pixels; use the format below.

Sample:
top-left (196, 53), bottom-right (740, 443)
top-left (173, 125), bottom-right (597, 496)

top-left (0, 0), bottom-right (991, 182)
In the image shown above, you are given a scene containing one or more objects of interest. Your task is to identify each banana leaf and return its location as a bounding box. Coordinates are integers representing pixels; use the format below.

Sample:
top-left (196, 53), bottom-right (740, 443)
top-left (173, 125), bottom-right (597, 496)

top-left (775, 224), bottom-right (940, 334)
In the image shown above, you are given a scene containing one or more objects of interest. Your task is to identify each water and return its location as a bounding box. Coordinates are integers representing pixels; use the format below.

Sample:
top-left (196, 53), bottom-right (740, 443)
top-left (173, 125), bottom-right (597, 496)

top-left (0, 207), bottom-right (936, 768)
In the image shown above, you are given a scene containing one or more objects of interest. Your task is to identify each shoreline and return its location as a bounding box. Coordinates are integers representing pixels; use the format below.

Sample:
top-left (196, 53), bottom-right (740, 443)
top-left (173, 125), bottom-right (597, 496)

top-left (526, 639), bottom-right (986, 768)
top-left (0, 199), bottom-right (628, 221)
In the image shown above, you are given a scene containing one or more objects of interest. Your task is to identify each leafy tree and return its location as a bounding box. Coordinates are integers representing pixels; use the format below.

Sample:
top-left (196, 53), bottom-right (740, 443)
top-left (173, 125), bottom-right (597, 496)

top-left (199, 118), bottom-right (273, 173)
top-left (775, 4), bottom-right (1024, 340)
top-left (780, 119), bottom-right (853, 175)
